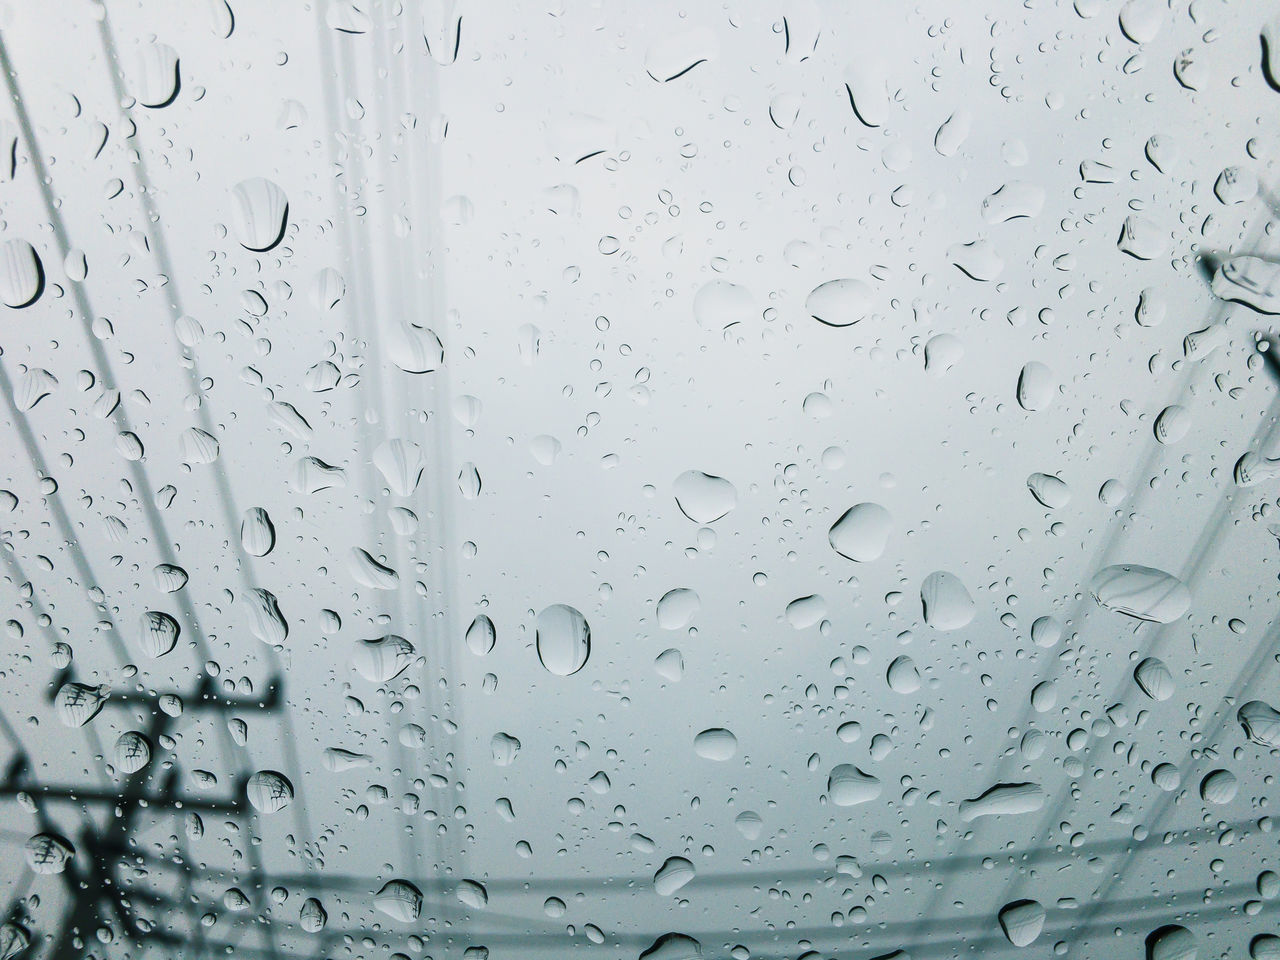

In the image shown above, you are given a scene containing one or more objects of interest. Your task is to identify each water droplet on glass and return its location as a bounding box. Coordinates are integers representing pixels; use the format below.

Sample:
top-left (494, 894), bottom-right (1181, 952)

top-left (240, 507), bottom-right (275, 557)
top-left (24, 833), bottom-right (74, 874)
top-left (246, 770), bottom-right (293, 814)
top-left (827, 764), bottom-right (882, 806)
top-left (673, 470), bottom-right (736, 524)
top-left (114, 731), bottom-right (152, 774)
top-left (959, 782), bottom-right (1045, 821)
top-left (805, 278), bottom-right (872, 327)
top-left (374, 880), bottom-right (423, 923)
top-left (136, 42), bottom-right (180, 108)
top-left (1238, 700), bottom-right (1280, 747)
top-left (1134, 657), bottom-right (1174, 701)
top-left (1089, 564), bottom-right (1190, 623)
top-left (886, 655), bottom-right (921, 694)
top-left (693, 727), bottom-right (738, 761)
top-left (920, 571), bottom-right (975, 631)
top-left (230, 178), bottom-right (288, 252)
top-left (0, 239), bottom-right (44, 308)
top-left (998, 899), bottom-right (1045, 947)
top-left (353, 635), bottom-right (415, 683)
top-left (466, 614), bottom-right (496, 655)
top-left (653, 856), bottom-right (696, 896)
top-left (657, 588), bottom-right (700, 629)
top-left (536, 604), bottom-right (591, 676)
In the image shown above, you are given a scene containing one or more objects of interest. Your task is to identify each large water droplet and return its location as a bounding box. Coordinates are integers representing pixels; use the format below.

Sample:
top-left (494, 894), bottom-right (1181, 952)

top-left (457, 879), bottom-right (489, 909)
top-left (373, 439), bottom-right (426, 495)
top-left (1016, 362), bottom-right (1054, 411)
top-left (829, 503), bottom-right (891, 561)
top-left (998, 899), bottom-right (1045, 947)
top-left (138, 611), bottom-right (180, 658)
top-left (886, 655), bottom-right (921, 694)
top-left (1238, 700), bottom-right (1280, 747)
top-left (920, 571), bottom-right (975, 630)
top-left (24, 833), bottom-right (74, 874)
top-left (827, 764), bottom-right (881, 806)
top-left (374, 880), bottom-right (423, 923)
top-left (466, 614), bottom-right (496, 655)
top-left (1145, 925), bottom-right (1196, 960)
top-left (240, 507), bottom-right (275, 557)
top-left (805, 278), bottom-right (872, 327)
top-left (353, 635), bottom-right (415, 682)
top-left (0, 239), bottom-right (43, 308)
top-left (246, 770), bottom-right (294, 814)
top-left (536, 604), bottom-right (590, 676)
top-left (1211, 257), bottom-right (1280, 315)
top-left (114, 731), bottom-right (152, 774)
top-left (1089, 564), bottom-right (1190, 623)
top-left (644, 28), bottom-right (718, 82)
top-left (136, 42), bottom-right (180, 108)
top-left (673, 470), bottom-right (736, 523)
top-left (657, 588), bottom-right (700, 629)
top-left (653, 856), bottom-right (696, 896)
top-left (231, 178), bottom-right (288, 252)
top-left (1133, 657), bottom-right (1174, 701)
top-left (243, 588), bottom-right (288, 645)
top-left (693, 727), bottom-right (738, 761)
top-left (959, 782), bottom-right (1044, 821)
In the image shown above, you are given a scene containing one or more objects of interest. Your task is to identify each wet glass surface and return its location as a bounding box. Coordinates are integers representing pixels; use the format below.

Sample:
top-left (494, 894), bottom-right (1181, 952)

top-left (1, 2), bottom-right (1280, 959)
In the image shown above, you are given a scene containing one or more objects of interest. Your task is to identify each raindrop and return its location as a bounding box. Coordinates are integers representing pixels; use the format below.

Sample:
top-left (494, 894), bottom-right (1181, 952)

top-left (179, 427), bottom-right (220, 465)
top-left (785, 594), bottom-right (827, 629)
top-left (353, 635), bottom-right (415, 683)
top-left (0, 239), bottom-right (44, 308)
top-left (693, 727), bottom-right (738, 761)
top-left (24, 833), bottom-right (74, 874)
top-left (1211, 257), bottom-right (1280, 315)
top-left (998, 899), bottom-right (1045, 947)
top-left (1145, 925), bottom-right (1196, 960)
top-left (55, 681), bottom-right (107, 727)
top-left (673, 471), bottom-right (737, 523)
top-left (114, 731), bottom-right (152, 774)
top-left (373, 439), bottom-right (426, 495)
top-left (138, 611), bottom-right (180, 658)
top-left (246, 770), bottom-right (294, 814)
top-left (535, 604), bottom-right (591, 676)
top-left (465, 615), bottom-right (496, 655)
top-left (153, 563), bottom-right (189, 593)
top-left (1026, 473), bottom-right (1070, 509)
top-left (653, 856), bottom-right (696, 896)
top-left (657, 588), bottom-right (700, 629)
top-left (231, 178), bottom-right (288, 252)
top-left (299, 898), bottom-right (328, 933)
top-left (1016, 362), bottom-right (1054, 411)
top-left (1200, 769), bottom-right (1238, 805)
top-left (805, 278), bottom-right (872, 327)
top-left (958, 782), bottom-right (1045, 821)
top-left (1238, 700), bottom-right (1280, 747)
top-left (240, 507), bottom-right (275, 557)
top-left (136, 42), bottom-right (180, 108)
top-left (349, 548), bottom-right (399, 590)
top-left (374, 880), bottom-right (423, 923)
top-left (920, 571), bottom-right (975, 630)
top-left (243, 588), bottom-right (288, 645)
top-left (457, 879), bottom-right (489, 909)
top-left (1089, 565), bottom-right (1190, 623)
top-left (827, 764), bottom-right (882, 806)
top-left (829, 503), bottom-right (892, 561)
top-left (886, 655), bottom-right (921, 694)
top-left (388, 324), bottom-right (444, 373)
top-left (1133, 657), bottom-right (1174, 701)
top-left (645, 28), bottom-right (718, 82)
